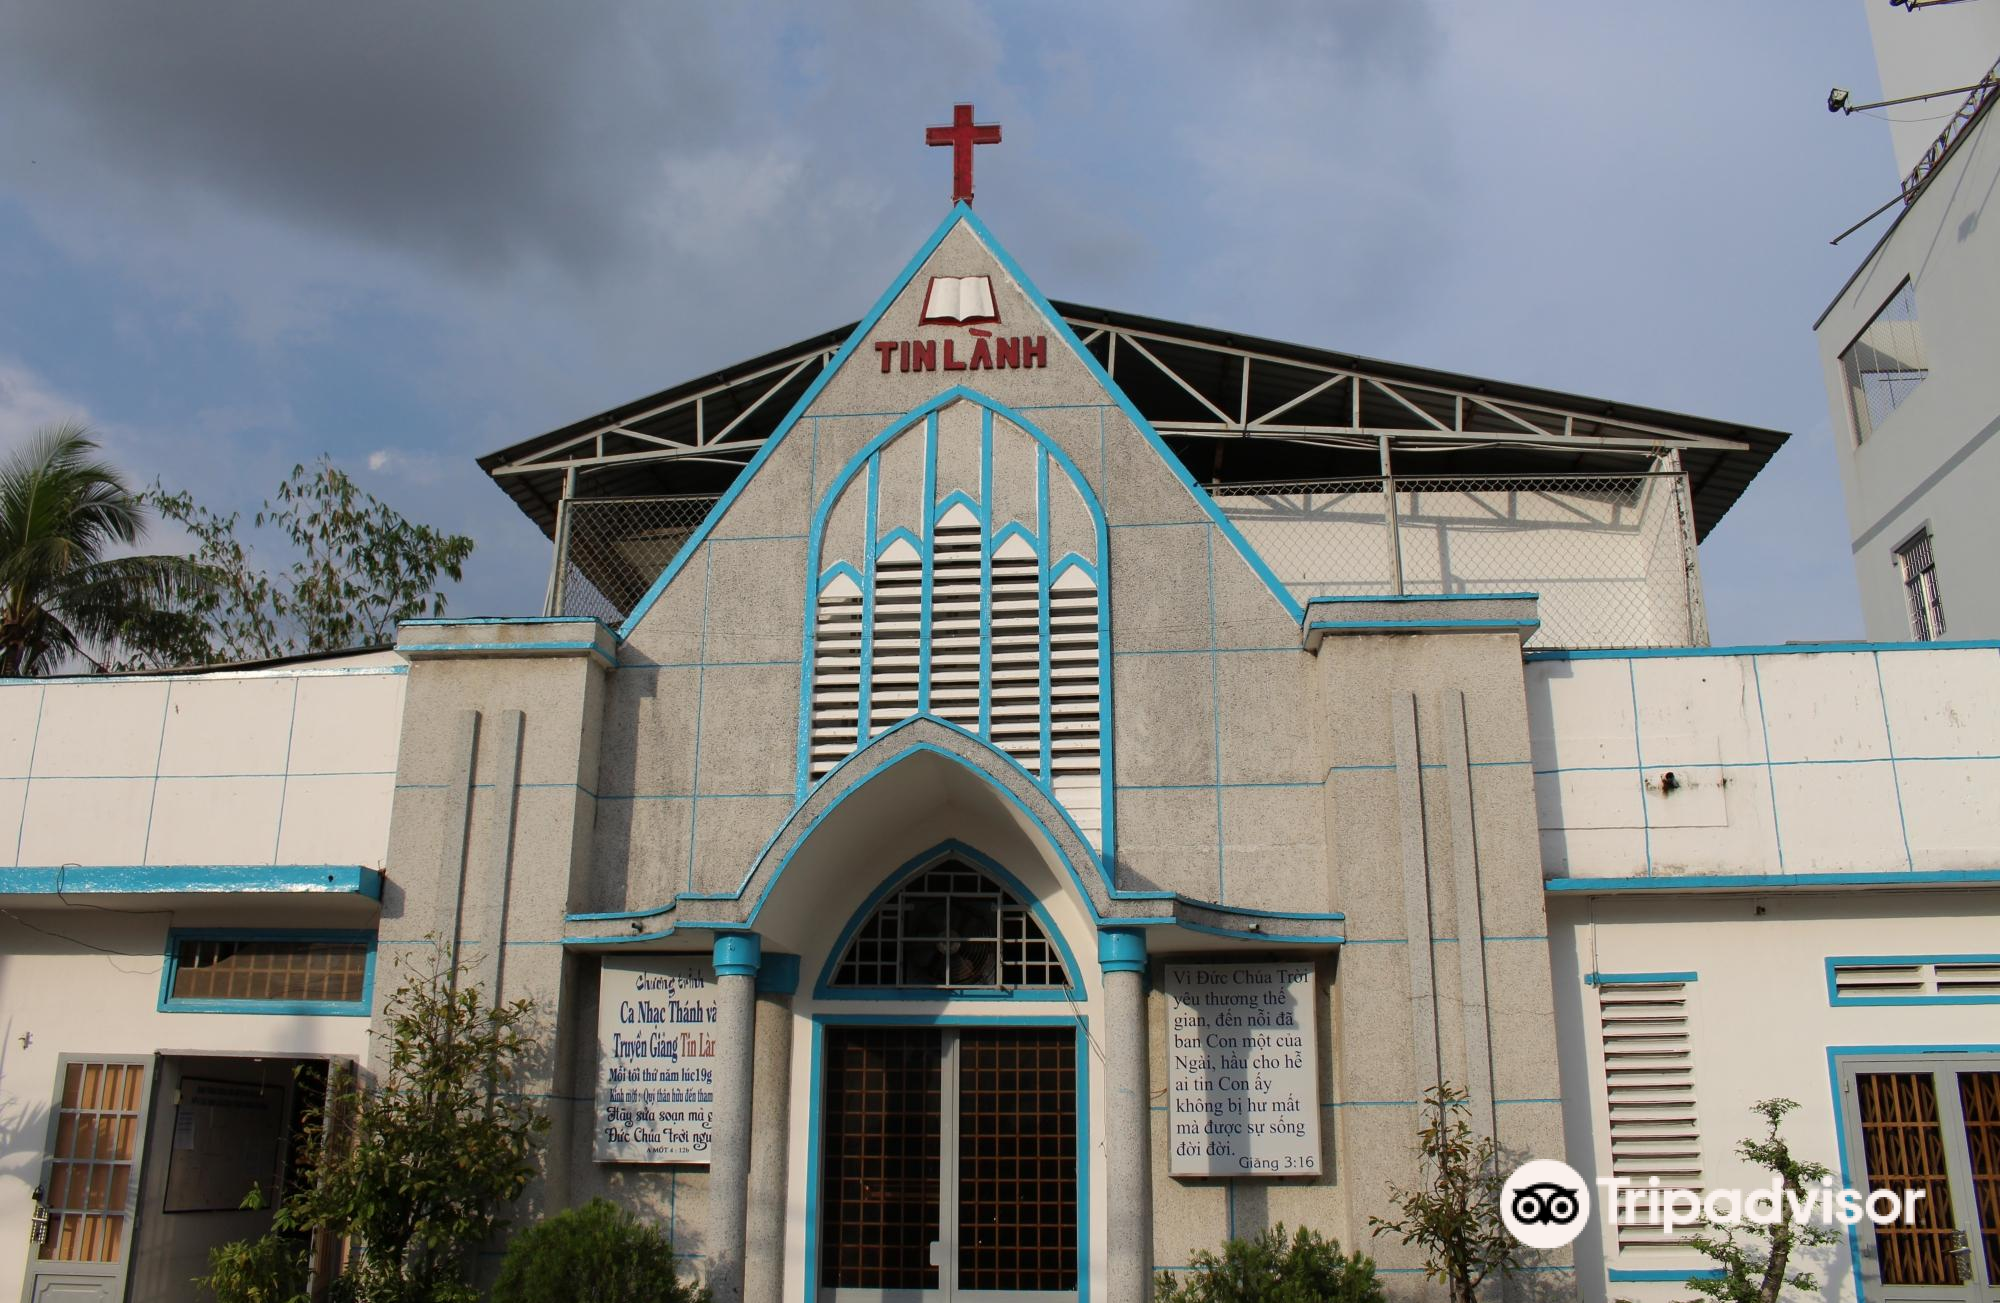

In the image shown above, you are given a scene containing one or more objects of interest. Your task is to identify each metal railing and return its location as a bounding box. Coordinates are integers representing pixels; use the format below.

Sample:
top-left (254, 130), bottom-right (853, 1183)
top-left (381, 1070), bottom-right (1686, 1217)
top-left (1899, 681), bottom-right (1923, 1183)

top-left (546, 472), bottom-right (1706, 649)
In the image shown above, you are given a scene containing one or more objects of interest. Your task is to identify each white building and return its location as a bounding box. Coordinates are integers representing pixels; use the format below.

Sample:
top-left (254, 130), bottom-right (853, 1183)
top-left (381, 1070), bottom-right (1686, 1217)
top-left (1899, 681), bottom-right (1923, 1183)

top-left (4, 184), bottom-right (1998, 1303)
top-left (1816, 4), bottom-right (2000, 641)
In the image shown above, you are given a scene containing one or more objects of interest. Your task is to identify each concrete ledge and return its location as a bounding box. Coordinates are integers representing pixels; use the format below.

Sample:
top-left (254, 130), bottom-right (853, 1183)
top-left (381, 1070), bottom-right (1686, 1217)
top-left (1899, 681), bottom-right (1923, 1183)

top-left (0, 864), bottom-right (383, 898)
top-left (1302, 593), bottom-right (1540, 650)
top-left (395, 617), bottom-right (618, 669)
top-left (1547, 869), bottom-right (2000, 894)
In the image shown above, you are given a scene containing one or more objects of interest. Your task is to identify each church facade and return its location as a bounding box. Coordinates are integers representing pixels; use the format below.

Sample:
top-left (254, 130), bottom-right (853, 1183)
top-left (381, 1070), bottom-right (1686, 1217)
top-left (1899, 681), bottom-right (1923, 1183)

top-left (4, 198), bottom-right (2000, 1303)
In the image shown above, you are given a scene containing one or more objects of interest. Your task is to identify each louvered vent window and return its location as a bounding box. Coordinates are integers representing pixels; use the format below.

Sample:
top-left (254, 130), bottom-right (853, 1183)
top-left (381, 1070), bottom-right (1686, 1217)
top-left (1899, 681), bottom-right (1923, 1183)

top-left (809, 573), bottom-right (864, 775)
top-left (988, 533), bottom-right (1043, 776)
top-left (1598, 978), bottom-right (1702, 1251)
top-left (831, 860), bottom-right (1068, 991)
top-left (805, 403), bottom-right (1107, 848)
top-left (1832, 958), bottom-right (2000, 1003)
top-left (1048, 566), bottom-right (1102, 839)
top-left (931, 503), bottom-right (984, 731)
top-left (870, 538), bottom-right (924, 737)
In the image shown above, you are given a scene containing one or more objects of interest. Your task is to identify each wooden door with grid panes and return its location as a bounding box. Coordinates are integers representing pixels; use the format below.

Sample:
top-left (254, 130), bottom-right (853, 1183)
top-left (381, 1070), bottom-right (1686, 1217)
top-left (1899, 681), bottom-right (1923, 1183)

top-left (818, 1027), bottom-right (1080, 1302)
top-left (1838, 1055), bottom-right (2000, 1303)
top-left (21, 1058), bottom-right (153, 1303)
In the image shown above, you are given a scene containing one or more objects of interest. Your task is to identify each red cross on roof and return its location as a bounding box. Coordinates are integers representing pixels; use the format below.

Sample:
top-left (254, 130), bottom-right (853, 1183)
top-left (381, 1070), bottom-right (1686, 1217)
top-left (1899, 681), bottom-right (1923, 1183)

top-left (926, 103), bottom-right (1001, 205)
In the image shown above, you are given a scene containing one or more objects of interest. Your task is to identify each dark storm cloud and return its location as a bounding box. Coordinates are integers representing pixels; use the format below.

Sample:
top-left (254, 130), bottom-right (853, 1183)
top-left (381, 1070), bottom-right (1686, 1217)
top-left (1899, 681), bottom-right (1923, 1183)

top-left (0, 0), bottom-right (733, 278)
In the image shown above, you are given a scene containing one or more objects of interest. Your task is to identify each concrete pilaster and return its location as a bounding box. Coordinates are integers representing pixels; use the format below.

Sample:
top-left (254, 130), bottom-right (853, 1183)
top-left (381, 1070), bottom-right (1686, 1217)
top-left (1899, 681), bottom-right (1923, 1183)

top-left (706, 932), bottom-right (761, 1303)
top-left (743, 956), bottom-right (798, 1303)
top-left (1100, 928), bottom-right (1153, 1303)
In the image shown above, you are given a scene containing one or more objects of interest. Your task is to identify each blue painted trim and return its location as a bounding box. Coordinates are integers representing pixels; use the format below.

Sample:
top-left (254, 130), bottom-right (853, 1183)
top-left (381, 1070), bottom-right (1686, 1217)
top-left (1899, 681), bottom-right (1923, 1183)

top-left (618, 204), bottom-right (973, 640)
top-left (952, 203), bottom-right (1303, 623)
top-left (1548, 869), bottom-right (2000, 892)
top-left (0, 864), bottom-right (383, 898)
top-left (876, 524), bottom-right (922, 554)
top-left (1525, 638), bottom-right (2000, 662)
top-left (400, 615), bottom-right (614, 629)
top-left (1099, 927), bottom-right (1147, 975)
top-left (1825, 1043), bottom-right (2000, 1303)
top-left (1177, 920), bottom-right (1345, 944)
top-left (712, 931), bottom-right (762, 978)
top-left (1305, 618), bottom-right (1539, 633)
top-left (933, 489), bottom-right (979, 522)
top-left (159, 927), bottom-right (376, 1016)
top-left (991, 519), bottom-right (1040, 554)
top-left (803, 1012), bottom-right (1091, 1303)
top-left (1306, 592), bottom-right (1540, 604)
top-left (565, 723), bottom-right (1344, 938)
top-left (756, 953), bottom-right (801, 996)
top-left (397, 639), bottom-right (617, 669)
top-left (1049, 553), bottom-right (1099, 582)
top-left (796, 387), bottom-right (1115, 857)
top-left (1825, 953), bottom-right (2000, 1006)
top-left (1037, 448), bottom-right (1053, 783)
top-left (979, 405), bottom-right (994, 739)
top-left (1608, 1269), bottom-right (1726, 1282)
top-left (920, 411), bottom-right (937, 718)
top-left (811, 839), bottom-right (1082, 1000)
top-left (816, 561), bottom-right (863, 592)
top-left (1586, 970), bottom-right (1697, 985)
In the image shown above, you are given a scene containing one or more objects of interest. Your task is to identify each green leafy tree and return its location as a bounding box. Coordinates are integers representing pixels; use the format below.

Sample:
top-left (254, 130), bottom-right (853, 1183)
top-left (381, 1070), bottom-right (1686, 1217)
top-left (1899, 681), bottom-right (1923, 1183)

top-left (201, 955), bottom-right (549, 1303)
top-left (492, 1198), bottom-right (711, 1303)
top-left (0, 423), bottom-right (212, 675)
top-left (1683, 1099), bottom-right (1839, 1303)
top-left (150, 457), bottom-right (474, 663)
top-left (1155, 1224), bottom-right (1384, 1303)
top-left (1368, 1083), bottom-right (1521, 1303)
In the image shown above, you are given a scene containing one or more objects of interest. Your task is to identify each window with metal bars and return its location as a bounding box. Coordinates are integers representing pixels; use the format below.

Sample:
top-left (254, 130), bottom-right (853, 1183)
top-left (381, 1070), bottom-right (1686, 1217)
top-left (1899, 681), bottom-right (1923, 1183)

top-left (161, 931), bottom-right (373, 1013)
top-left (1595, 975), bottom-right (1703, 1252)
top-left (831, 860), bottom-right (1069, 991)
top-left (37, 1060), bottom-right (146, 1266)
top-left (1842, 279), bottom-right (1927, 443)
top-left (1895, 528), bottom-right (1946, 642)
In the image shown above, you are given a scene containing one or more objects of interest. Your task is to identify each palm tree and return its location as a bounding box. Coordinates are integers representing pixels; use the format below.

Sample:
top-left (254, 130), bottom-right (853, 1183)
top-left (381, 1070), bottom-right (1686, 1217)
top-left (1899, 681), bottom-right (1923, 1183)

top-left (0, 423), bottom-right (211, 676)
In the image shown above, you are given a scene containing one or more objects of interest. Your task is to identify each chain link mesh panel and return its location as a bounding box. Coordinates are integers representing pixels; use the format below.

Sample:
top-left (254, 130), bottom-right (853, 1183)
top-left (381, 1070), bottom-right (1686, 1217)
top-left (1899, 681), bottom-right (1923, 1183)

top-left (548, 495), bottom-right (719, 623)
top-left (548, 474), bottom-right (1704, 649)
top-left (1211, 473), bottom-right (1704, 649)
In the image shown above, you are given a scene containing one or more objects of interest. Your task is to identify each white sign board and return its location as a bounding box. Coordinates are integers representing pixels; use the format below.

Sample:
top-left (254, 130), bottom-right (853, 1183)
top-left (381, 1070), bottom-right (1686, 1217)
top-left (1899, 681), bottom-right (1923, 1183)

top-left (594, 956), bottom-right (720, 1164)
top-left (1163, 962), bottom-right (1321, 1177)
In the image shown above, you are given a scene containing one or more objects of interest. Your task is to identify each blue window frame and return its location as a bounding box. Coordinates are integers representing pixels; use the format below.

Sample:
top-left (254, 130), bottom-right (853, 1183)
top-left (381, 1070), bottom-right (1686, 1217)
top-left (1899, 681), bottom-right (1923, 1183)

top-left (1826, 954), bottom-right (2000, 1006)
top-left (158, 929), bottom-right (377, 1016)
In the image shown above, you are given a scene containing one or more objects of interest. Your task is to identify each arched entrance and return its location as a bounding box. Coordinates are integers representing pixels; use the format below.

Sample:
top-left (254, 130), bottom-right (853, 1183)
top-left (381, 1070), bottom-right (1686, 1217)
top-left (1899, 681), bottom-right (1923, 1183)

top-left (797, 840), bottom-right (1092, 1303)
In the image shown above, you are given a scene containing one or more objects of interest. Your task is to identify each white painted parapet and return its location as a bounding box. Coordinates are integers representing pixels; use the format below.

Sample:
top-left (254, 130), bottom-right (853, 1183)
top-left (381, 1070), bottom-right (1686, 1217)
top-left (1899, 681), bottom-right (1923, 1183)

top-left (1529, 642), bottom-right (2000, 883)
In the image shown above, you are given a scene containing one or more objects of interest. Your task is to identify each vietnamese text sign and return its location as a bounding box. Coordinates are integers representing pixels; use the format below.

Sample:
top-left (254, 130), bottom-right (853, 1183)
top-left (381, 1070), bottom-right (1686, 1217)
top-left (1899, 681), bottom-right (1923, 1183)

top-left (594, 956), bottom-right (720, 1163)
top-left (1164, 962), bottom-right (1321, 1176)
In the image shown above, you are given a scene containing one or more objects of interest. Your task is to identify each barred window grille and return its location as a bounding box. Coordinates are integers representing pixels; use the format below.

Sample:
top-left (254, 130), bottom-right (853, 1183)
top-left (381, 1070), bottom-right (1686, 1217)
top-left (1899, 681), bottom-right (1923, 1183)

top-left (1842, 280), bottom-right (1928, 443)
top-left (831, 861), bottom-right (1068, 990)
top-left (1598, 978), bottom-right (1703, 1251)
top-left (167, 936), bottom-right (369, 1007)
top-left (1895, 528), bottom-right (1945, 642)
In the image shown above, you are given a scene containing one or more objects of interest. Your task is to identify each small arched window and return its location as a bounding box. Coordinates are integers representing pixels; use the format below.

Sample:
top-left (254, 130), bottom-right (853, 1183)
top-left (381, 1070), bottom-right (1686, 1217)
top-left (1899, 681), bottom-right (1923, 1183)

top-left (831, 859), bottom-right (1068, 990)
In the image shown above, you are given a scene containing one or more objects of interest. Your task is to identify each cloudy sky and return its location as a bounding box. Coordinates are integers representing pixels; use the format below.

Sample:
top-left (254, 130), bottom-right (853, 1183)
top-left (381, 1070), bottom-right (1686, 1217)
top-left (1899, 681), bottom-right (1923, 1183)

top-left (0, 2), bottom-right (1911, 642)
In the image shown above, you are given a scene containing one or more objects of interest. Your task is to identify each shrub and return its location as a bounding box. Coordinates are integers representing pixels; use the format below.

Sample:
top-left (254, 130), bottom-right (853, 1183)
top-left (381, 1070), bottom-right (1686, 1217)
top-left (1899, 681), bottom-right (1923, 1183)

top-left (1155, 1223), bottom-right (1384, 1303)
top-left (194, 1228), bottom-right (308, 1303)
top-left (492, 1199), bottom-right (711, 1303)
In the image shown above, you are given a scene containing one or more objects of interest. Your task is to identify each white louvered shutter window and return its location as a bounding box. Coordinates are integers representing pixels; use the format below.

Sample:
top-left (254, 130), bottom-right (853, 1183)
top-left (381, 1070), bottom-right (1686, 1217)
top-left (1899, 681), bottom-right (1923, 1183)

top-left (930, 503), bottom-right (984, 731)
top-left (1598, 979), bottom-right (1702, 1252)
top-left (869, 537), bottom-right (923, 739)
top-left (988, 533), bottom-right (1043, 777)
top-left (1048, 565), bottom-right (1102, 844)
top-left (809, 572), bottom-right (863, 780)
top-left (1833, 958), bottom-right (2000, 1001)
